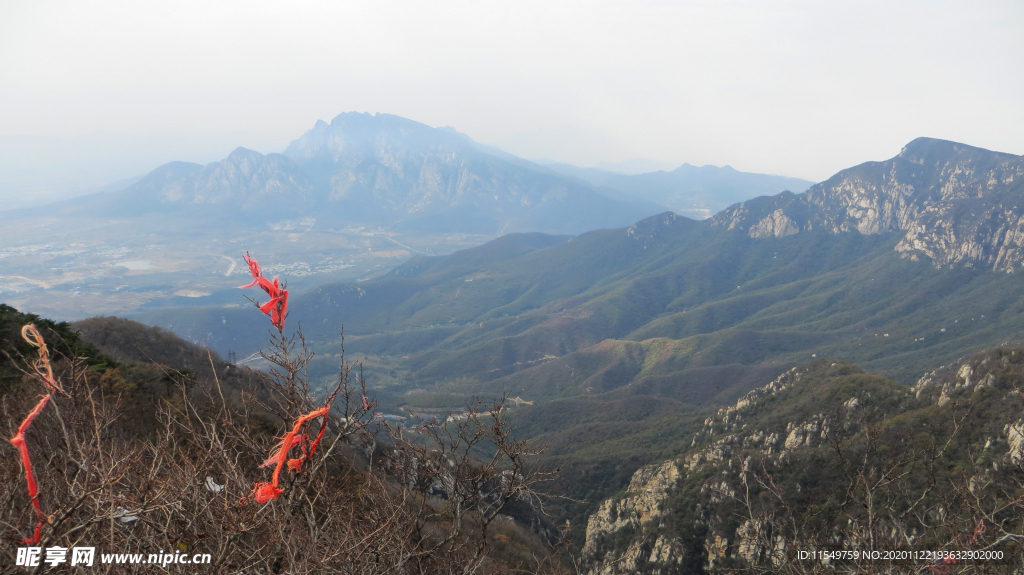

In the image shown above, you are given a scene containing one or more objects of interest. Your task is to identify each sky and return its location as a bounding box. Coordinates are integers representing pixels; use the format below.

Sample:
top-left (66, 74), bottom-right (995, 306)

top-left (1, 0), bottom-right (1022, 207)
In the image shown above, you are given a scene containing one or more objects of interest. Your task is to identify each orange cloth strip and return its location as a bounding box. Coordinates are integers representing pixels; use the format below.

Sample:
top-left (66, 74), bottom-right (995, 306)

top-left (11, 393), bottom-right (51, 544)
top-left (239, 254), bottom-right (289, 330)
top-left (252, 406), bottom-right (330, 503)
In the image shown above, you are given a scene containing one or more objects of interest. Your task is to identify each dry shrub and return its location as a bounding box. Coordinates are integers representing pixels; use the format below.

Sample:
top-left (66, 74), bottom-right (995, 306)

top-left (1, 326), bottom-right (571, 574)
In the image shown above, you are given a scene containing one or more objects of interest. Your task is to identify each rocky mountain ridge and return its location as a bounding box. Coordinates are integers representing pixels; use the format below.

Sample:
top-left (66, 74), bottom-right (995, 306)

top-left (39, 113), bottom-right (662, 236)
top-left (712, 138), bottom-right (1024, 271)
top-left (116, 148), bottom-right (313, 213)
top-left (581, 348), bottom-right (1024, 573)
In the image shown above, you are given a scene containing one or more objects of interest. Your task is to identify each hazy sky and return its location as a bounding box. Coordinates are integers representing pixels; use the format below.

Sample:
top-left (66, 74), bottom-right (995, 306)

top-left (1, 0), bottom-right (1021, 205)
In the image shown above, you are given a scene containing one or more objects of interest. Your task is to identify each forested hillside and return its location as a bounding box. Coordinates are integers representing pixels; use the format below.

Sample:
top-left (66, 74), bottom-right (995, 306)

top-left (582, 348), bottom-right (1024, 573)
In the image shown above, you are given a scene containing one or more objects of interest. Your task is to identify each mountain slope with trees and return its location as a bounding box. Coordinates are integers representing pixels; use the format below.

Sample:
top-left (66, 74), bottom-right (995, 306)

top-left (581, 348), bottom-right (1024, 573)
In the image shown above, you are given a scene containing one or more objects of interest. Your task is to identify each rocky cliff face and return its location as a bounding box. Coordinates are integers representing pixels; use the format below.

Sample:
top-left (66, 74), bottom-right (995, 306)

top-left (581, 350), bottom-right (1024, 573)
top-left (582, 367), bottom-right (825, 574)
top-left (712, 138), bottom-right (1024, 271)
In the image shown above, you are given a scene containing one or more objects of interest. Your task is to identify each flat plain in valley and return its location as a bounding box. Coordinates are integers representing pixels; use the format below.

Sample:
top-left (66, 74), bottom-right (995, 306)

top-left (0, 212), bottom-right (492, 320)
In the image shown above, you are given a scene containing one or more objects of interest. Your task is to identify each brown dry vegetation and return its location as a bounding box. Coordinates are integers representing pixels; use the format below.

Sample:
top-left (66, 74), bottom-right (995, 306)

top-left (0, 314), bottom-right (571, 574)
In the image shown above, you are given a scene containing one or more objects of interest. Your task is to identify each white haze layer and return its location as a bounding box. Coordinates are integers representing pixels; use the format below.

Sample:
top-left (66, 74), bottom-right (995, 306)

top-left (0, 0), bottom-right (1021, 207)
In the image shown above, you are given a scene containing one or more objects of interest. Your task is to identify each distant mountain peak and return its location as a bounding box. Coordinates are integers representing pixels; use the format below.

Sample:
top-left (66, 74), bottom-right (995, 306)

top-left (713, 138), bottom-right (1024, 271)
top-left (593, 158), bottom-right (677, 174)
top-left (226, 146), bottom-right (264, 162)
top-left (283, 112), bottom-right (471, 163)
top-left (543, 161), bottom-right (814, 220)
top-left (62, 111), bottom-right (657, 234)
top-left (896, 137), bottom-right (1019, 166)
top-left (629, 211), bottom-right (680, 228)
top-left (625, 211), bottom-right (695, 244)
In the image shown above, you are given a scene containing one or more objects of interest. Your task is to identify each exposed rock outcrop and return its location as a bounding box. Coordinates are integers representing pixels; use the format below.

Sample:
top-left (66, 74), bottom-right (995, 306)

top-left (712, 138), bottom-right (1024, 271)
top-left (583, 460), bottom-right (681, 559)
top-left (582, 351), bottom-right (1024, 573)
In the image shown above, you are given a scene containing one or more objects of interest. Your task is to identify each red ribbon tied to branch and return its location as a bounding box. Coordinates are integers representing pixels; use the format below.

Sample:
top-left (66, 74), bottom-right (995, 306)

top-left (10, 325), bottom-right (68, 544)
top-left (251, 406), bottom-right (330, 503)
top-left (239, 253), bottom-right (289, 330)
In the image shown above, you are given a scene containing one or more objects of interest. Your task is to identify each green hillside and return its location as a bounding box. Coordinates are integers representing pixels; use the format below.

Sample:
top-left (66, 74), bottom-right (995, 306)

top-left (134, 213), bottom-right (1024, 403)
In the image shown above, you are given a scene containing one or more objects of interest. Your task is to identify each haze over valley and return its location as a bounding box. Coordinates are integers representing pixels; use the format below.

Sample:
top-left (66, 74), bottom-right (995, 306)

top-left (0, 112), bottom-right (810, 320)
